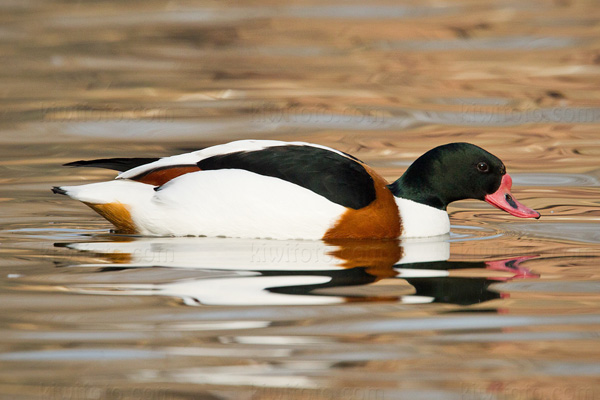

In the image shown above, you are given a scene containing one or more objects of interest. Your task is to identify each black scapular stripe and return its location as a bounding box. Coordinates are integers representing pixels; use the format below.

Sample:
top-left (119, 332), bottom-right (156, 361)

top-left (197, 145), bottom-right (376, 209)
top-left (64, 157), bottom-right (160, 172)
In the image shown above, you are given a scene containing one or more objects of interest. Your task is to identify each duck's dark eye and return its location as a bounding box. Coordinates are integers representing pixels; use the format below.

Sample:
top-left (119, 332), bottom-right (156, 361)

top-left (477, 162), bottom-right (489, 173)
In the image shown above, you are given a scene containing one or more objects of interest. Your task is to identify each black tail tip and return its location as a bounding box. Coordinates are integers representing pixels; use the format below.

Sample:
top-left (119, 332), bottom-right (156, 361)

top-left (51, 186), bottom-right (67, 195)
top-left (63, 160), bottom-right (85, 167)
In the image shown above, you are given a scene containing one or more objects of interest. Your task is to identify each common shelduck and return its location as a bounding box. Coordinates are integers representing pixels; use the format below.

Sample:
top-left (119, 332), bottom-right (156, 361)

top-left (52, 140), bottom-right (540, 239)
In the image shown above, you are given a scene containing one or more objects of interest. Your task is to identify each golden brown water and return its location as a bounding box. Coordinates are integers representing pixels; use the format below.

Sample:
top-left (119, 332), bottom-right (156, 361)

top-left (1, 1), bottom-right (599, 399)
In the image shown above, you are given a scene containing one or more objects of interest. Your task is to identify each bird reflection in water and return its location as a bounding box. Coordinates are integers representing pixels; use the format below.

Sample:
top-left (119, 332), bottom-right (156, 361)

top-left (56, 237), bottom-right (539, 307)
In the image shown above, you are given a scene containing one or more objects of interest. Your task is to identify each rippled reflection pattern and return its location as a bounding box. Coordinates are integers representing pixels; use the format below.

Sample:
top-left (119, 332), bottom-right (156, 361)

top-left (53, 237), bottom-right (539, 306)
top-left (1, 0), bottom-right (600, 399)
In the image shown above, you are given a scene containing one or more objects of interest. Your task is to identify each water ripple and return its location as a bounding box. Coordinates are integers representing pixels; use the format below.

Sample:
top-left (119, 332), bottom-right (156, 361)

top-left (513, 173), bottom-right (600, 187)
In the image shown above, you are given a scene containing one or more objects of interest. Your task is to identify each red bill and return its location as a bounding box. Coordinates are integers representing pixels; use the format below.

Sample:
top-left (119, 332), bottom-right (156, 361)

top-left (484, 174), bottom-right (540, 219)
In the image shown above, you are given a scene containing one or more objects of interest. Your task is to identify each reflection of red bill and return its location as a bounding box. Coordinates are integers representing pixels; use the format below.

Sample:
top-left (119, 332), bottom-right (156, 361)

top-left (486, 255), bottom-right (540, 279)
top-left (484, 174), bottom-right (540, 219)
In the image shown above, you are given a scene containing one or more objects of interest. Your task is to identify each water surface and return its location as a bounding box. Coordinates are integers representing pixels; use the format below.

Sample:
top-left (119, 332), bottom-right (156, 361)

top-left (1, 0), bottom-right (599, 399)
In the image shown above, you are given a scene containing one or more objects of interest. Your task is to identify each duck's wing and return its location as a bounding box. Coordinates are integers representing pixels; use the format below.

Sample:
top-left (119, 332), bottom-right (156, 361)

top-left (64, 158), bottom-right (160, 172)
top-left (63, 140), bottom-right (376, 209)
top-left (115, 139), bottom-right (358, 181)
top-left (191, 144), bottom-right (376, 210)
top-left (61, 140), bottom-right (285, 185)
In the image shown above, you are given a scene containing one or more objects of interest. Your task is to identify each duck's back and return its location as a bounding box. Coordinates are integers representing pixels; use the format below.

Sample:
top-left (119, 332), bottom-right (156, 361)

top-left (54, 140), bottom-right (402, 239)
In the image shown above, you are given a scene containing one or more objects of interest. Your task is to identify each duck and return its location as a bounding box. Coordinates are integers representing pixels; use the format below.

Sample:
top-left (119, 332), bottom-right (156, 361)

top-left (52, 140), bottom-right (540, 239)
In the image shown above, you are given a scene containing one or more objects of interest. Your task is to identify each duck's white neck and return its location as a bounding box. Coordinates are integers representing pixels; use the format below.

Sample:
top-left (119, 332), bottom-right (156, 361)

top-left (394, 197), bottom-right (450, 238)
